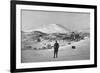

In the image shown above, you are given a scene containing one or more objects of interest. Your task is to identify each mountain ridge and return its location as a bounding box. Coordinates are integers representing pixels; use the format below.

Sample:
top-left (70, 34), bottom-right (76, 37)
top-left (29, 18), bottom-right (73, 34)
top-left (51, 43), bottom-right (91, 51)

top-left (23, 24), bottom-right (70, 33)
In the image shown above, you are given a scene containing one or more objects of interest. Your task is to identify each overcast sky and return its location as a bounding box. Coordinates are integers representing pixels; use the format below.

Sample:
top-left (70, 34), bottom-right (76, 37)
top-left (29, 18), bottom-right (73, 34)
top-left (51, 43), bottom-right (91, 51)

top-left (21, 10), bottom-right (90, 32)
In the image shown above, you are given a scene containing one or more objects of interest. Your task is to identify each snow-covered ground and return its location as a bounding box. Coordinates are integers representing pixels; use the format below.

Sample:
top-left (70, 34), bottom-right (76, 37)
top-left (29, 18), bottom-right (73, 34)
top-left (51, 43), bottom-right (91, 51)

top-left (21, 38), bottom-right (90, 63)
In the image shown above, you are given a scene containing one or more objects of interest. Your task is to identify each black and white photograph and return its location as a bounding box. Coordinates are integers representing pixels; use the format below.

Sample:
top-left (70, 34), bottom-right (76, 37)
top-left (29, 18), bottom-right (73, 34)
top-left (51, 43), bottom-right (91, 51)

top-left (21, 10), bottom-right (90, 63)
top-left (11, 1), bottom-right (97, 72)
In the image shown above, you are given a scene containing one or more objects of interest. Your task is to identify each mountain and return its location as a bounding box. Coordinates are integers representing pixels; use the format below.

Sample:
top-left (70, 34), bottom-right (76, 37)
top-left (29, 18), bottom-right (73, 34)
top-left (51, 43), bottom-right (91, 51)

top-left (25, 24), bottom-right (70, 34)
top-left (31, 31), bottom-right (47, 36)
top-left (21, 24), bottom-right (90, 42)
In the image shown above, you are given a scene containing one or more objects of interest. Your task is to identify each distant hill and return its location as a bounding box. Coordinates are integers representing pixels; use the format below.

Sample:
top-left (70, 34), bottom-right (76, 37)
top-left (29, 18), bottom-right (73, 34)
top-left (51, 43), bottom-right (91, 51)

top-left (24, 24), bottom-right (70, 34)
top-left (21, 23), bottom-right (90, 42)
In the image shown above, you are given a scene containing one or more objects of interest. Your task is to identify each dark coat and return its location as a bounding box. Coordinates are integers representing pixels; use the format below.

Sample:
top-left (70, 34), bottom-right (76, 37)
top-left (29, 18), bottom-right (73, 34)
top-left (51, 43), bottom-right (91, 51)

top-left (54, 42), bottom-right (59, 51)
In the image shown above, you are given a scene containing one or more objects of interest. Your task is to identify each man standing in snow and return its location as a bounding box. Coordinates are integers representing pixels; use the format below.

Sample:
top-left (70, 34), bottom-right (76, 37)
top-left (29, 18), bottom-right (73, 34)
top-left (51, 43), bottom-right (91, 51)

top-left (54, 40), bottom-right (59, 58)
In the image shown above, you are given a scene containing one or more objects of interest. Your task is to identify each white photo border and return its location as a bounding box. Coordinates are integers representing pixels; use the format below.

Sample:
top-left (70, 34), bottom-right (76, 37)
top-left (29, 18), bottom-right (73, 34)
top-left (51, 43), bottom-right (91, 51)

top-left (16, 4), bottom-right (95, 69)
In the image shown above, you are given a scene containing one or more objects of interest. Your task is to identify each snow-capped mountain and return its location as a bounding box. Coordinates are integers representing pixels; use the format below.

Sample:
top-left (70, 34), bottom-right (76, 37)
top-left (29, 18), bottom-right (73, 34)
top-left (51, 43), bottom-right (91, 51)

top-left (25, 24), bottom-right (69, 34)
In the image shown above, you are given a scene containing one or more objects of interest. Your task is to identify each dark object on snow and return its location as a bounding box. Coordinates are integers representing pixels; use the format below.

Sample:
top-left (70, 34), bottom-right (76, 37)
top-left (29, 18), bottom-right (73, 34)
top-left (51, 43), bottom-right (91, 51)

top-left (68, 42), bottom-right (71, 45)
top-left (72, 46), bottom-right (76, 49)
top-left (33, 48), bottom-right (37, 50)
top-left (42, 46), bottom-right (47, 49)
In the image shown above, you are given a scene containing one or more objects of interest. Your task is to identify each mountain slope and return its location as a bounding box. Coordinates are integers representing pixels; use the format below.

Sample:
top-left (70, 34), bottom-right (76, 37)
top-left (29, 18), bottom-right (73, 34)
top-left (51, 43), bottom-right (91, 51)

top-left (25, 24), bottom-right (70, 33)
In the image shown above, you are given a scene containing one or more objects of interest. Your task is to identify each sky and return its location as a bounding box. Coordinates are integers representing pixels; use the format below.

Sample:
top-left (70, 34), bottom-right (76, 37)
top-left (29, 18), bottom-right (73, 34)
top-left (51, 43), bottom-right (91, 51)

top-left (21, 9), bottom-right (90, 32)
